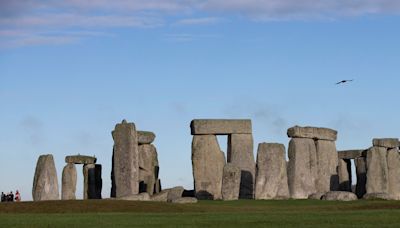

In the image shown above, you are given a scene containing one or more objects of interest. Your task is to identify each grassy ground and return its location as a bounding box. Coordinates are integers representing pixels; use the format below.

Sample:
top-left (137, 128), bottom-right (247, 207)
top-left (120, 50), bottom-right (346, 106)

top-left (1, 199), bottom-right (400, 227)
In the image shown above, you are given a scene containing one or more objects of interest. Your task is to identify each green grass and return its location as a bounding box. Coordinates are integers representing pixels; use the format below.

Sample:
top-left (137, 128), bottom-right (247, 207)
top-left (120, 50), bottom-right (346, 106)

top-left (1, 200), bottom-right (400, 227)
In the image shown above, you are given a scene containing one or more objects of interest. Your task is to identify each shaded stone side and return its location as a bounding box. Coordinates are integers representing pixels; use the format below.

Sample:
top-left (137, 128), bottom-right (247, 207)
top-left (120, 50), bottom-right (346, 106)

top-left (222, 164), bottom-right (241, 201)
top-left (138, 144), bottom-right (158, 195)
top-left (255, 143), bottom-right (289, 200)
top-left (62, 163), bottom-right (77, 200)
top-left (355, 157), bottom-right (367, 198)
top-left (83, 164), bottom-right (95, 200)
top-left (315, 140), bottom-right (339, 193)
top-left (387, 148), bottom-right (400, 200)
top-left (366, 147), bottom-right (389, 194)
top-left (32, 154), bottom-right (59, 201)
top-left (338, 159), bottom-right (352, 192)
top-left (192, 135), bottom-right (225, 200)
top-left (94, 164), bottom-right (102, 199)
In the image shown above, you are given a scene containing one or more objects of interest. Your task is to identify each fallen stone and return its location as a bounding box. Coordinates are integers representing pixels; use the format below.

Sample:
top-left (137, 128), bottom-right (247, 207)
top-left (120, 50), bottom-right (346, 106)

top-left (338, 159), bottom-right (352, 192)
top-left (315, 140), bottom-right (339, 193)
top-left (139, 144), bottom-right (158, 195)
top-left (62, 163), bottom-right (77, 200)
top-left (222, 164), bottom-right (241, 201)
top-left (372, 138), bottom-right (400, 149)
top-left (363, 193), bottom-right (392, 200)
top-left (65, 155), bottom-right (96, 165)
top-left (228, 134), bottom-right (256, 199)
top-left (338, 150), bottom-right (366, 159)
top-left (308, 193), bottom-right (324, 200)
top-left (287, 126), bottom-right (337, 141)
top-left (120, 193), bottom-right (151, 201)
top-left (138, 131), bottom-right (156, 144)
top-left (171, 197), bottom-right (198, 204)
top-left (366, 147), bottom-right (389, 194)
top-left (111, 120), bottom-right (139, 198)
top-left (192, 135), bottom-right (225, 200)
top-left (150, 190), bottom-right (169, 202)
top-left (387, 148), bottom-right (400, 200)
top-left (190, 119), bottom-right (252, 135)
top-left (322, 191), bottom-right (358, 201)
top-left (32, 154), bottom-right (59, 201)
top-left (355, 157), bottom-right (367, 199)
top-left (255, 143), bottom-right (289, 200)
top-left (287, 138), bottom-right (317, 199)
top-left (167, 186), bottom-right (185, 202)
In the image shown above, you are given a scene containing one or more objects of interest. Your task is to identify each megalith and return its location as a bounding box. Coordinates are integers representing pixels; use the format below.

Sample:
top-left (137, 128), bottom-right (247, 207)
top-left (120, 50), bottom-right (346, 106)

top-left (111, 120), bottom-right (139, 198)
top-left (315, 140), bottom-right (339, 192)
top-left (32, 154), bottom-right (59, 201)
top-left (366, 146), bottom-right (389, 194)
top-left (255, 143), bottom-right (289, 200)
top-left (192, 135), bottom-right (225, 200)
top-left (387, 148), bottom-right (400, 200)
top-left (222, 164), bottom-right (241, 201)
top-left (355, 157), bottom-right (367, 198)
top-left (138, 144), bottom-right (158, 195)
top-left (338, 159), bottom-right (352, 192)
top-left (62, 163), bottom-right (77, 200)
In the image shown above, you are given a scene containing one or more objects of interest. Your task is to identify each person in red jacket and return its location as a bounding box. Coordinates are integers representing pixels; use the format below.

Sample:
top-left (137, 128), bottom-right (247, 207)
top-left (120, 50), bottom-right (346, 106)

top-left (15, 190), bottom-right (21, 202)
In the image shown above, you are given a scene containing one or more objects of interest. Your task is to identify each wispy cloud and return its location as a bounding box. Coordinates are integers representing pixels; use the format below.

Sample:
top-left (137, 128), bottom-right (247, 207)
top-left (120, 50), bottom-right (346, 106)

top-left (175, 17), bottom-right (222, 25)
top-left (164, 33), bottom-right (219, 42)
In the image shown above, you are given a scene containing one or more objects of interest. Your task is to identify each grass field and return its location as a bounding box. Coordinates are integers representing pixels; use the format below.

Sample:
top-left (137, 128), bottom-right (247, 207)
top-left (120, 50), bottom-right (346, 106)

top-left (1, 199), bottom-right (400, 227)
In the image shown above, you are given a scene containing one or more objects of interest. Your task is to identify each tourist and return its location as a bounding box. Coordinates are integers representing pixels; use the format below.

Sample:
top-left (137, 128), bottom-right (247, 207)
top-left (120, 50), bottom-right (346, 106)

top-left (1, 192), bottom-right (5, 202)
top-left (9, 191), bottom-right (14, 202)
top-left (15, 190), bottom-right (21, 202)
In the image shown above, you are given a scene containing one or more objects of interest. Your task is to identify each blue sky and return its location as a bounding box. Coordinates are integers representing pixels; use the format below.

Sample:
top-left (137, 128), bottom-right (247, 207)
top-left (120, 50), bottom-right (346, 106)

top-left (1, 0), bottom-right (400, 200)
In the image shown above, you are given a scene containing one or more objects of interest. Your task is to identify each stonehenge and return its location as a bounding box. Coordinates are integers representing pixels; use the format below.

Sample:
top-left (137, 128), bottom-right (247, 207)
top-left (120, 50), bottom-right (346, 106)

top-left (32, 154), bottom-right (59, 201)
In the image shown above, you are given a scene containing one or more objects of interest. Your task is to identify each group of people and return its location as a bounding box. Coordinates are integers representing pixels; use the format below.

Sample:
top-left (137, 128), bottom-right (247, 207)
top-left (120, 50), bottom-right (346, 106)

top-left (1, 191), bottom-right (20, 202)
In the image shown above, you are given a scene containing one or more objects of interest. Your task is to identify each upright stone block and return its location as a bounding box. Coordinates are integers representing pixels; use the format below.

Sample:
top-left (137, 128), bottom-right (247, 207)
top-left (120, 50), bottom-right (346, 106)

top-left (32, 154), bottom-right (59, 201)
top-left (387, 148), bottom-right (400, 200)
top-left (255, 143), bottom-right (289, 200)
top-left (139, 144), bottom-right (158, 195)
top-left (62, 163), bottom-right (77, 200)
top-left (228, 134), bottom-right (256, 199)
top-left (355, 157), bottom-right (367, 198)
top-left (191, 119), bottom-right (252, 135)
top-left (83, 164), bottom-right (95, 200)
top-left (315, 140), bottom-right (339, 193)
top-left (366, 147), bottom-right (389, 194)
top-left (192, 135), bottom-right (225, 200)
top-left (222, 164), bottom-right (241, 201)
top-left (338, 159), bottom-right (352, 192)
top-left (111, 120), bottom-right (139, 198)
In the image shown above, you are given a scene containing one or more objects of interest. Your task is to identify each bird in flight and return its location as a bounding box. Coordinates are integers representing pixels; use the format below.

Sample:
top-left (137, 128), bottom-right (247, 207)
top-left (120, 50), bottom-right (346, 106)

top-left (336, 79), bottom-right (354, 85)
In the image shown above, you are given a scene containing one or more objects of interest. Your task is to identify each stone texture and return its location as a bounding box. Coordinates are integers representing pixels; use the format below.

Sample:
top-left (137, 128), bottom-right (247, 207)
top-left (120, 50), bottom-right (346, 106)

top-left (322, 191), bottom-right (358, 201)
top-left (83, 164), bottom-right (98, 199)
top-left (65, 155), bottom-right (96, 164)
top-left (111, 120), bottom-right (139, 198)
top-left (120, 193), bottom-right (151, 201)
top-left (190, 119), bottom-right (252, 135)
top-left (228, 134), bottom-right (256, 199)
top-left (355, 157), bottom-right (367, 199)
top-left (139, 144), bottom-right (158, 195)
top-left (363, 193), bottom-right (392, 200)
top-left (32, 154), bottom-right (59, 201)
top-left (167, 186), bottom-right (185, 202)
top-left (338, 159), bottom-right (352, 192)
top-left (287, 138), bottom-right (317, 199)
top-left (192, 135), bottom-right (225, 200)
top-left (366, 147), bottom-right (389, 194)
top-left (138, 131), bottom-right (156, 144)
top-left (315, 140), bottom-right (339, 193)
top-left (171, 197), bottom-right (198, 204)
top-left (373, 138), bottom-right (400, 149)
top-left (387, 148), bottom-right (400, 200)
top-left (255, 143), bottom-right (289, 200)
top-left (222, 164), bottom-right (241, 201)
top-left (287, 126), bottom-right (337, 141)
top-left (308, 193), bottom-right (324, 200)
top-left (338, 150), bottom-right (366, 159)
top-left (150, 190), bottom-right (169, 202)
top-left (62, 163), bottom-right (77, 200)
top-left (94, 164), bottom-right (102, 199)
top-left (155, 179), bottom-right (162, 194)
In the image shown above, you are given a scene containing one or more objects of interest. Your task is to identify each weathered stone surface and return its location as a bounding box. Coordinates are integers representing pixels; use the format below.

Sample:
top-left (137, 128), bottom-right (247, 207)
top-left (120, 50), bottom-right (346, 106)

top-left (150, 190), bottom-right (169, 202)
top-left (138, 131), bottom-right (156, 144)
top-left (65, 155), bottom-right (96, 165)
top-left (287, 138), bottom-right (317, 199)
top-left (120, 193), bottom-right (151, 201)
top-left (62, 163), bottom-right (77, 200)
top-left (139, 144), bottom-right (158, 195)
top-left (190, 119), bottom-right (252, 135)
top-left (338, 159), bottom-right (352, 192)
top-left (192, 135), bottom-right (225, 200)
top-left (255, 143), bottom-right (290, 200)
top-left (222, 164), bottom-right (241, 201)
top-left (363, 193), bottom-right (392, 200)
top-left (338, 150), bottom-right (366, 159)
top-left (355, 157), bottom-right (367, 199)
top-left (315, 140), bottom-right (339, 193)
top-left (155, 179), bottom-right (162, 194)
top-left (287, 126), bottom-right (337, 141)
top-left (111, 120), bottom-right (139, 198)
top-left (167, 186), bottom-right (185, 202)
top-left (83, 164), bottom-right (94, 199)
top-left (228, 134), bottom-right (256, 199)
top-left (32, 154), bottom-right (59, 201)
top-left (171, 197), bottom-right (198, 204)
top-left (308, 193), bottom-right (324, 200)
top-left (373, 138), bottom-right (400, 149)
top-left (322, 191), bottom-right (358, 201)
top-left (387, 148), bottom-right (400, 200)
top-left (366, 147), bottom-right (389, 194)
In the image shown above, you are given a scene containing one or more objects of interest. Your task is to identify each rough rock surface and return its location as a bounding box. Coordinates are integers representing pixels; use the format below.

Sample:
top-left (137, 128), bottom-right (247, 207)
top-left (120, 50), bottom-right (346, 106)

top-left (190, 119), bottom-right (252, 135)
top-left (167, 186), bottom-right (185, 202)
top-left (228, 134), bottom-right (256, 199)
top-left (287, 126), bottom-right (337, 141)
top-left (83, 164), bottom-right (95, 200)
top-left (363, 193), bottom-right (392, 200)
top-left (308, 193), bottom-right (324, 200)
top-left (366, 147), bottom-right (389, 194)
top-left (287, 138), bottom-right (317, 199)
top-left (138, 131), bottom-right (156, 144)
top-left (322, 191), bottom-right (358, 201)
top-left (255, 143), bottom-right (289, 200)
top-left (221, 164), bottom-right (241, 201)
top-left (338, 159), bottom-right (352, 192)
top-left (372, 138), bottom-right (400, 149)
top-left (111, 120), bottom-right (139, 198)
top-left (62, 163), bottom-right (77, 200)
top-left (139, 144), bottom-right (158, 195)
top-left (338, 150), bottom-right (366, 159)
top-left (120, 193), bottom-right (151, 201)
top-left (32, 154), bottom-right (59, 201)
top-left (150, 190), bottom-right (169, 202)
top-left (387, 148), bottom-right (400, 200)
top-left (65, 155), bottom-right (96, 165)
top-left (171, 197), bottom-right (198, 204)
top-left (355, 157), bottom-right (367, 198)
top-left (315, 140), bottom-right (339, 193)
top-left (192, 135), bottom-right (225, 200)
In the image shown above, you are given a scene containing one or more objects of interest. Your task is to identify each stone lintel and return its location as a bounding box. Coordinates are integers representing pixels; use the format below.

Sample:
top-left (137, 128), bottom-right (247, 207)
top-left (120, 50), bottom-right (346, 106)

top-left (287, 126), bottom-right (337, 141)
top-left (190, 119), bottom-right (252, 135)
top-left (65, 155), bottom-right (97, 164)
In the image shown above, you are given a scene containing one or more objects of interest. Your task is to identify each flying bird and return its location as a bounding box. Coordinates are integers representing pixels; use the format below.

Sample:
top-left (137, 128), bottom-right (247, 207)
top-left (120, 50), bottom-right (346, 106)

top-left (336, 79), bottom-right (354, 85)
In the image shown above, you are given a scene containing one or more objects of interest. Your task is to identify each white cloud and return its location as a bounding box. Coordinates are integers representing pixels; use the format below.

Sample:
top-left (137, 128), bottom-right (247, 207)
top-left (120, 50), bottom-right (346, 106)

top-left (175, 17), bottom-right (222, 25)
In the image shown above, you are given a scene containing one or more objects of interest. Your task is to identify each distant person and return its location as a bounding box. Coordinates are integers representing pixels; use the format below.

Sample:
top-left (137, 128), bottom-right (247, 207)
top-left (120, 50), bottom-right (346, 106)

top-left (9, 191), bottom-right (14, 202)
top-left (1, 192), bottom-right (5, 202)
top-left (15, 190), bottom-right (21, 202)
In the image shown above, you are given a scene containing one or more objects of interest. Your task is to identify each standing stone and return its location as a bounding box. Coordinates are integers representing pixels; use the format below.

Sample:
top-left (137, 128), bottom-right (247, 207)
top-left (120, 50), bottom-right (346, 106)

top-left (83, 164), bottom-right (95, 200)
top-left (111, 120), bottom-right (139, 198)
top-left (94, 164), bottom-right (102, 199)
top-left (192, 135), bottom-right (225, 200)
top-left (138, 144), bottom-right (158, 195)
top-left (387, 148), bottom-right (400, 200)
top-left (222, 164), bottom-right (241, 201)
top-left (62, 163), bottom-right (77, 200)
top-left (155, 179), bottom-right (162, 194)
top-left (32, 154), bottom-right (59, 201)
top-left (287, 138), bottom-right (317, 199)
top-left (227, 134), bottom-right (256, 199)
top-left (372, 138), bottom-right (400, 149)
top-left (338, 159), bottom-right (352, 192)
top-left (255, 143), bottom-right (290, 200)
top-left (366, 147), bottom-right (389, 194)
top-left (315, 140), bottom-right (339, 193)
top-left (355, 157), bottom-right (367, 198)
